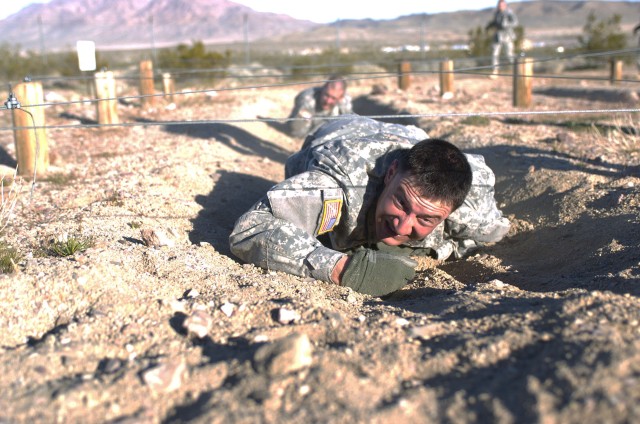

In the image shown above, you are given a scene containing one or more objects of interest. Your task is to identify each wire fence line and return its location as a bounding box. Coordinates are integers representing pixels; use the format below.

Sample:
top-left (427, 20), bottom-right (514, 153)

top-left (4, 45), bottom-right (640, 87)
top-left (2, 63), bottom-right (639, 113)
top-left (2, 108), bottom-right (640, 133)
top-left (1, 45), bottom-right (640, 133)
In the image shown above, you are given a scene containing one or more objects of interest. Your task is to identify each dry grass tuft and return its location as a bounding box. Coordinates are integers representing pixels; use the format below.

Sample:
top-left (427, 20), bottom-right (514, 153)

top-left (0, 169), bottom-right (23, 235)
top-left (589, 115), bottom-right (640, 165)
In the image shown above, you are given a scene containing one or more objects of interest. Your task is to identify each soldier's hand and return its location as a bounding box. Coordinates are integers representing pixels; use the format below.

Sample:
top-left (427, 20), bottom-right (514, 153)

top-left (340, 249), bottom-right (417, 297)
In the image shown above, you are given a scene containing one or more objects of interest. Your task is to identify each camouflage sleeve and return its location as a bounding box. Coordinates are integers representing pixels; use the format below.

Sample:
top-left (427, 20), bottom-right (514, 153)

top-left (444, 154), bottom-right (511, 257)
top-left (229, 171), bottom-right (346, 283)
top-left (338, 94), bottom-right (353, 115)
top-left (506, 10), bottom-right (518, 28)
top-left (410, 153), bottom-right (510, 259)
top-left (287, 89), bottom-right (315, 138)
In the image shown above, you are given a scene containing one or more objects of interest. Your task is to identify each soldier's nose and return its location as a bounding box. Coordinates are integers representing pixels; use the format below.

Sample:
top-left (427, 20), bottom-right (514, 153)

top-left (395, 215), bottom-right (413, 236)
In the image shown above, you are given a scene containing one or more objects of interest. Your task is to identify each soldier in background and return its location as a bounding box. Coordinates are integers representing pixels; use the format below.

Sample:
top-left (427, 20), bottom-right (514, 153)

top-left (285, 75), bottom-right (352, 138)
top-left (633, 22), bottom-right (640, 72)
top-left (486, 0), bottom-right (519, 77)
top-left (229, 116), bottom-right (510, 297)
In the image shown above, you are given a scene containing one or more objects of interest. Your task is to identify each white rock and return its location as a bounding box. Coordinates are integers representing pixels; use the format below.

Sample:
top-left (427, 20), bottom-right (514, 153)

top-left (220, 302), bottom-right (235, 317)
top-left (409, 323), bottom-right (446, 340)
top-left (395, 318), bottom-right (410, 327)
top-left (277, 308), bottom-right (300, 324)
top-left (253, 333), bottom-right (313, 376)
top-left (490, 279), bottom-right (506, 289)
top-left (183, 310), bottom-right (213, 338)
top-left (142, 360), bottom-right (186, 393)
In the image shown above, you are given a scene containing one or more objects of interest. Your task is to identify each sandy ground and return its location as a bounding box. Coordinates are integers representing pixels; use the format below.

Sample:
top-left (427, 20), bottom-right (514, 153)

top-left (0, 69), bottom-right (638, 423)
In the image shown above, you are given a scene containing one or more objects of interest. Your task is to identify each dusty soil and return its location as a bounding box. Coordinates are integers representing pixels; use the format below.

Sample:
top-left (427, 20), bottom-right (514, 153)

top-left (0, 69), bottom-right (639, 423)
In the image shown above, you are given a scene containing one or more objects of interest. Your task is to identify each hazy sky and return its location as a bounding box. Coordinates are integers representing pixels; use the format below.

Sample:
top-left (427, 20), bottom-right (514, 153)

top-left (1, 0), bottom-right (638, 22)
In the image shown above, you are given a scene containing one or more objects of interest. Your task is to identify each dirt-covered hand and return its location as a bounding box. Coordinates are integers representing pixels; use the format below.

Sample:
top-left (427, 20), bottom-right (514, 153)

top-left (341, 249), bottom-right (417, 296)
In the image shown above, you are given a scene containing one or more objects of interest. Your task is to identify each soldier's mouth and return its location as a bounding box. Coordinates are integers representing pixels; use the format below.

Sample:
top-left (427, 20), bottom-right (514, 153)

top-left (382, 220), bottom-right (408, 242)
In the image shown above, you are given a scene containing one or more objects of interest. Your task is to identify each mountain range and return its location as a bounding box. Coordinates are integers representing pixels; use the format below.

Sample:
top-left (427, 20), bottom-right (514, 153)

top-left (1, 0), bottom-right (639, 52)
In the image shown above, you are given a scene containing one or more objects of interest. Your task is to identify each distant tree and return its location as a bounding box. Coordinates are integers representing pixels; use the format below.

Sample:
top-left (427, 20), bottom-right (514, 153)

top-left (468, 26), bottom-right (493, 60)
top-left (0, 43), bottom-right (42, 82)
top-left (578, 11), bottom-right (627, 53)
top-left (158, 40), bottom-right (231, 71)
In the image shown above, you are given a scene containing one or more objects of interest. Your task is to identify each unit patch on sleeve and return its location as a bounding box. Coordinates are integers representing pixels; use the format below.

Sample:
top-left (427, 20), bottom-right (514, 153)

top-left (317, 198), bottom-right (343, 234)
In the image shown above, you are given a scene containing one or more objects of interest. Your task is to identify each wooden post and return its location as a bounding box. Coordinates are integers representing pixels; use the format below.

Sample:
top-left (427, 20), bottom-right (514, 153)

top-left (162, 72), bottom-right (175, 103)
top-left (609, 59), bottom-right (622, 85)
top-left (11, 81), bottom-right (49, 177)
top-left (398, 61), bottom-right (411, 91)
top-left (94, 70), bottom-right (119, 126)
top-left (513, 56), bottom-right (533, 108)
top-left (439, 60), bottom-right (454, 97)
top-left (139, 60), bottom-right (156, 108)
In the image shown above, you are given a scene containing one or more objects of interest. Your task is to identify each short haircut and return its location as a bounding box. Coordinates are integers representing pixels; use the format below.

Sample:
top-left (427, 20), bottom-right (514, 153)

top-left (396, 139), bottom-right (472, 211)
top-left (325, 74), bottom-right (347, 91)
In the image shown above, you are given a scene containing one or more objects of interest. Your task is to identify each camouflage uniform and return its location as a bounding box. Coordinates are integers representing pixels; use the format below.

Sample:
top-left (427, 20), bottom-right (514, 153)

top-left (487, 4), bottom-right (518, 70)
top-left (287, 86), bottom-right (353, 138)
top-left (230, 116), bottom-right (510, 283)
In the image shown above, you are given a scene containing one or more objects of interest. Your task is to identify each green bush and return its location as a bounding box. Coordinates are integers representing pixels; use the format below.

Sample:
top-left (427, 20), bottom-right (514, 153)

top-left (47, 234), bottom-right (94, 257)
top-left (578, 12), bottom-right (627, 55)
top-left (0, 242), bottom-right (21, 274)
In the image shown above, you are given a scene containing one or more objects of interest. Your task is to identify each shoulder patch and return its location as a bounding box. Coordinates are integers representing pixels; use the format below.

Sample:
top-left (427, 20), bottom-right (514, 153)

top-left (317, 199), bottom-right (343, 234)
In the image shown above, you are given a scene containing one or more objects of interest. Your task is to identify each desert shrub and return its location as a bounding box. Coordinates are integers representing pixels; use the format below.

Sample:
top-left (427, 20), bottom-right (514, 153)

top-left (0, 242), bottom-right (22, 273)
top-left (0, 172), bottom-right (21, 235)
top-left (47, 234), bottom-right (94, 257)
top-left (589, 116), bottom-right (640, 165)
top-left (158, 41), bottom-right (228, 69)
top-left (578, 12), bottom-right (627, 62)
top-left (461, 116), bottom-right (491, 126)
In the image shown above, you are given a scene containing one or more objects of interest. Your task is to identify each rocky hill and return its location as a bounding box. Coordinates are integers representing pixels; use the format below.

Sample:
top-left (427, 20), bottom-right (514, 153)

top-left (1, 0), bottom-right (639, 51)
top-left (0, 0), bottom-right (318, 51)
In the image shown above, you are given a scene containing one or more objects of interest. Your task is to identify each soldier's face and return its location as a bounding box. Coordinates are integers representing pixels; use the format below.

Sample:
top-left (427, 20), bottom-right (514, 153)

top-left (375, 161), bottom-right (452, 246)
top-left (320, 85), bottom-right (344, 110)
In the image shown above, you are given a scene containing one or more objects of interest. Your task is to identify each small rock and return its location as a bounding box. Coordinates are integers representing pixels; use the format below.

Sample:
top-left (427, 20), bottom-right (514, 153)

top-left (220, 302), bottom-right (235, 317)
top-left (169, 299), bottom-right (186, 313)
top-left (183, 309), bottom-right (213, 338)
top-left (277, 308), bottom-right (300, 324)
top-left (324, 311), bottom-right (344, 329)
top-left (490, 279), bottom-right (506, 289)
top-left (395, 318), bottom-right (410, 327)
top-left (409, 323), bottom-right (446, 340)
top-left (370, 84), bottom-right (388, 95)
top-left (253, 333), bottom-right (313, 376)
top-left (140, 228), bottom-right (175, 248)
top-left (97, 358), bottom-right (124, 375)
top-left (142, 359), bottom-right (186, 393)
top-left (441, 91), bottom-right (454, 100)
top-left (556, 132), bottom-right (576, 144)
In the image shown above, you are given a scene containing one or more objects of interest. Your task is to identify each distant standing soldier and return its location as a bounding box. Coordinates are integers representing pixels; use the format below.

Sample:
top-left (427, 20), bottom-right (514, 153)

top-left (633, 21), bottom-right (640, 72)
top-left (486, 0), bottom-right (519, 77)
top-left (286, 75), bottom-right (352, 138)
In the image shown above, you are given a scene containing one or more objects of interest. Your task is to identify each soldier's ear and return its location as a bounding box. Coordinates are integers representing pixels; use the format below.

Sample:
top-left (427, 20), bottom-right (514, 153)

top-left (384, 160), bottom-right (399, 184)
